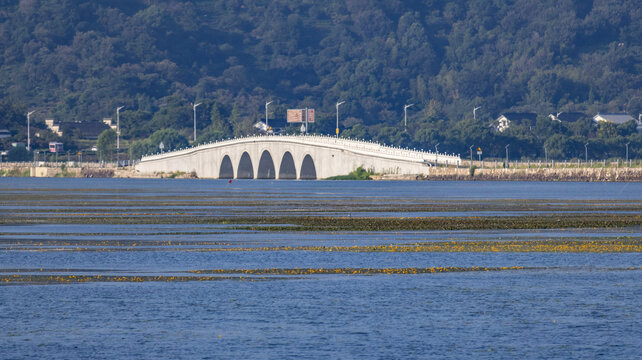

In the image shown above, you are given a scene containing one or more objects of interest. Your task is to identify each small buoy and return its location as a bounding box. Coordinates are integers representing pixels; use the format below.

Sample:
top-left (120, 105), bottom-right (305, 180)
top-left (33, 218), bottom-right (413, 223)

top-left (228, 179), bottom-right (232, 183)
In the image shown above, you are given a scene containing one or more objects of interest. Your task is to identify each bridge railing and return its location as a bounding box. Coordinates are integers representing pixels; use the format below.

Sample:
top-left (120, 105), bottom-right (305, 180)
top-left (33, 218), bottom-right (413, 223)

top-left (140, 134), bottom-right (461, 165)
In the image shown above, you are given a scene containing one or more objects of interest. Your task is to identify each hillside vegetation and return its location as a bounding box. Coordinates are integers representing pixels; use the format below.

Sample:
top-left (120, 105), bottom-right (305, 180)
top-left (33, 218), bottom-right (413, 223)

top-left (0, 0), bottom-right (640, 159)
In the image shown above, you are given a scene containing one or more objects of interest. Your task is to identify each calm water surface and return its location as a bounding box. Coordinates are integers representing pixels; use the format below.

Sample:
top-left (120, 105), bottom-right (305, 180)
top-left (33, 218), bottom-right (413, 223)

top-left (1, 178), bottom-right (640, 359)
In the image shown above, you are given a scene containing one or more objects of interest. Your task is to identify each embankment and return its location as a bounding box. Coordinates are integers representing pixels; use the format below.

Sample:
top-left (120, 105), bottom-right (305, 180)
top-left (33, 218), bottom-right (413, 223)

top-left (372, 167), bottom-right (642, 182)
top-left (2, 163), bottom-right (641, 181)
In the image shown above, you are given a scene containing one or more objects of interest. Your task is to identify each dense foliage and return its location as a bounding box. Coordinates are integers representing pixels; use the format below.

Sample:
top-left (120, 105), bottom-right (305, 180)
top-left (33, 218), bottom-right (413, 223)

top-left (96, 129), bottom-right (116, 161)
top-left (0, 0), bottom-right (640, 159)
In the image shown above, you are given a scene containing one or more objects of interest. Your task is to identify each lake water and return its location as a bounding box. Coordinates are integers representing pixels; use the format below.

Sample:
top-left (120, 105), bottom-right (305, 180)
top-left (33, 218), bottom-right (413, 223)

top-left (1, 178), bottom-right (641, 359)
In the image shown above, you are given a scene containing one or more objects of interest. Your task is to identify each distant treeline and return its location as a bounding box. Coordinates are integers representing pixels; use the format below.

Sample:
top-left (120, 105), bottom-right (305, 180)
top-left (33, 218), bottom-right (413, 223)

top-left (0, 0), bottom-right (640, 159)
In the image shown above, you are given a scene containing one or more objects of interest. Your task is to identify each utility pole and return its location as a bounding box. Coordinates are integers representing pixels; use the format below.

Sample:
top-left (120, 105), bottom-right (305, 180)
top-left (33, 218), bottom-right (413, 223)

top-left (336, 101), bottom-right (345, 138)
top-left (469, 145), bottom-right (474, 167)
top-left (584, 142), bottom-right (589, 163)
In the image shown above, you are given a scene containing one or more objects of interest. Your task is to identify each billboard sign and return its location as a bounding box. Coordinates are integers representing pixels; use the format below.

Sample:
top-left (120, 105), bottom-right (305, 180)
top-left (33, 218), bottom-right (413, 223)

top-left (287, 109), bottom-right (304, 123)
top-left (287, 109), bottom-right (315, 123)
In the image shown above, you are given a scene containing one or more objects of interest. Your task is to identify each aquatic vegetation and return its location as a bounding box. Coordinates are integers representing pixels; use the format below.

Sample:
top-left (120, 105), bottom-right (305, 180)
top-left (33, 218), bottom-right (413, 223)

top-left (3, 239), bottom-right (640, 253)
top-left (326, 166), bottom-right (374, 180)
top-left (0, 274), bottom-right (275, 285)
top-left (2, 266), bottom-right (640, 285)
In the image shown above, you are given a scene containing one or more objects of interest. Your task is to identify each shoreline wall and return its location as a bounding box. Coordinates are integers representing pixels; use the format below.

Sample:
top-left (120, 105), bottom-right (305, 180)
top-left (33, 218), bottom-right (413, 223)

top-left (1, 163), bottom-right (641, 181)
top-left (373, 167), bottom-right (642, 182)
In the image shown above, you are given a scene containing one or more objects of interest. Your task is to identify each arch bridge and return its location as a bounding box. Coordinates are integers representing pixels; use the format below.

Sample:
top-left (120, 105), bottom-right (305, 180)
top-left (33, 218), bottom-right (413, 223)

top-left (135, 135), bottom-right (461, 179)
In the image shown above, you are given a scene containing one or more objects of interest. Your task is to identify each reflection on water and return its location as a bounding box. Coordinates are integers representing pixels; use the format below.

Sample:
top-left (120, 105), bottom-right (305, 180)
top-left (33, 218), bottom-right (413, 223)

top-left (0, 178), bottom-right (641, 359)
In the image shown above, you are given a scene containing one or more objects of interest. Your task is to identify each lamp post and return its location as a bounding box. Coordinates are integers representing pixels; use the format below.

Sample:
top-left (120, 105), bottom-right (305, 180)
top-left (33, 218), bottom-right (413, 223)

top-left (505, 144), bottom-right (510, 166)
top-left (625, 142), bottom-right (630, 163)
top-left (116, 106), bottom-right (124, 150)
top-left (336, 101), bottom-right (345, 138)
top-left (193, 102), bottom-right (202, 141)
top-left (27, 110), bottom-right (35, 151)
top-left (265, 101), bottom-right (272, 132)
top-left (584, 142), bottom-right (589, 163)
top-left (544, 145), bottom-right (548, 163)
top-left (473, 106), bottom-right (481, 120)
top-left (404, 104), bottom-right (414, 132)
top-left (434, 142), bottom-right (439, 164)
top-left (469, 145), bottom-right (474, 166)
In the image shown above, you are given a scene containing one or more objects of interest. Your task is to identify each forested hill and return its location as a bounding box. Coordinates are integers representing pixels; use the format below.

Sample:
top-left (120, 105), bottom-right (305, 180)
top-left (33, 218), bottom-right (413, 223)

top-left (0, 0), bottom-right (641, 159)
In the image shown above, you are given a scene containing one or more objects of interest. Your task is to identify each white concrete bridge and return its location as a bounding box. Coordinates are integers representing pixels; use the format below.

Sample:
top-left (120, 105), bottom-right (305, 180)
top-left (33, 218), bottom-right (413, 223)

top-left (135, 135), bottom-right (461, 179)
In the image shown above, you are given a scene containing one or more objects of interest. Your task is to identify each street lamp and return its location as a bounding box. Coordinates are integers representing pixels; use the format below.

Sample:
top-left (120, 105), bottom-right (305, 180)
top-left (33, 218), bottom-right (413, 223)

top-left (193, 102), bottom-right (202, 141)
top-left (473, 106), bottom-right (481, 120)
top-left (27, 110), bottom-right (35, 151)
top-left (544, 145), bottom-right (548, 162)
top-left (625, 142), bottom-right (630, 163)
top-left (434, 142), bottom-right (440, 164)
top-left (336, 101), bottom-right (345, 138)
top-left (404, 104), bottom-right (414, 132)
top-left (505, 144), bottom-right (510, 166)
top-left (469, 145), bottom-right (474, 166)
top-left (584, 142), bottom-right (589, 162)
top-left (265, 101), bottom-right (273, 132)
top-left (116, 106), bottom-right (124, 150)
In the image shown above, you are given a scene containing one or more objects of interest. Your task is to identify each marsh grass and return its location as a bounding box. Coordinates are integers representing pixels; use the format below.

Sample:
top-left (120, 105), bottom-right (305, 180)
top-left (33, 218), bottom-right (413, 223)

top-left (1, 213), bottom-right (641, 230)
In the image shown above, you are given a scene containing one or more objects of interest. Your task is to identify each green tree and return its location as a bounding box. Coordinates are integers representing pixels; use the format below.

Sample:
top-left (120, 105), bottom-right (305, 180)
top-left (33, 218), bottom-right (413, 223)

top-left (209, 103), bottom-right (231, 136)
top-left (6, 145), bottom-right (30, 162)
top-left (147, 128), bottom-right (189, 151)
top-left (128, 128), bottom-right (189, 159)
top-left (617, 120), bottom-right (638, 137)
top-left (596, 122), bottom-right (618, 138)
top-left (128, 139), bottom-right (153, 160)
top-left (96, 129), bottom-right (116, 162)
top-left (196, 128), bottom-right (227, 145)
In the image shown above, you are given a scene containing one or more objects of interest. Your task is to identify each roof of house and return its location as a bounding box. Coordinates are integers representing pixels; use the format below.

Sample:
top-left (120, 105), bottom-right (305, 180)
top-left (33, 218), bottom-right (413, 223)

top-left (593, 113), bottom-right (635, 124)
top-left (61, 122), bottom-right (110, 139)
top-left (268, 119), bottom-right (288, 129)
top-left (549, 112), bottom-right (587, 122)
top-left (498, 112), bottom-right (538, 122)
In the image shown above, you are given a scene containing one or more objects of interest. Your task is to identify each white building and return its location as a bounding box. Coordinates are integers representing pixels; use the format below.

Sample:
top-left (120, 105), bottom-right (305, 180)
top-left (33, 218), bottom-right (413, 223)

top-left (592, 113), bottom-right (634, 125)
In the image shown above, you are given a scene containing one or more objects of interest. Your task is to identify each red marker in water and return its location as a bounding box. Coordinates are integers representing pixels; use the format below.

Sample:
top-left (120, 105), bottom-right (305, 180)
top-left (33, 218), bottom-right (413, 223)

top-left (228, 179), bottom-right (233, 183)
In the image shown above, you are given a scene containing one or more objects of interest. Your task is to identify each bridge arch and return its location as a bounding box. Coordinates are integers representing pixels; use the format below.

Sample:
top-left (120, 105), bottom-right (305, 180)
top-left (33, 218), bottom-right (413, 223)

top-left (219, 154), bottom-right (234, 179)
top-left (237, 152), bottom-right (254, 179)
top-left (300, 154), bottom-right (316, 180)
top-left (257, 150), bottom-right (276, 179)
top-left (278, 151), bottom-right (297, 179)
